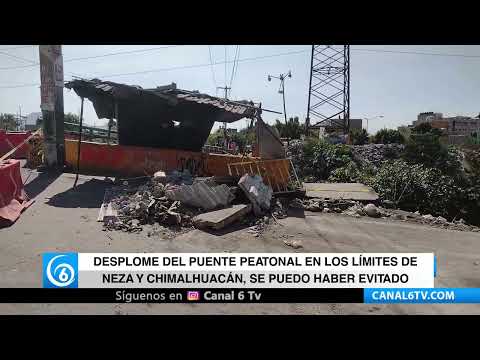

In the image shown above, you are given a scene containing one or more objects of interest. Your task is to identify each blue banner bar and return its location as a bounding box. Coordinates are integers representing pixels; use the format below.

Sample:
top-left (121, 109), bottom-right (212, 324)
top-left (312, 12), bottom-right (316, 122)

top-left (364, 288), bottom-right (480, 303)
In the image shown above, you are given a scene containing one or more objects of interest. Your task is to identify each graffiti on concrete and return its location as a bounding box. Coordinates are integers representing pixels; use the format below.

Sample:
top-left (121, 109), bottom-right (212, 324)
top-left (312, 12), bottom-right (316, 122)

top-left (177, 156), bottom-right (205, 176)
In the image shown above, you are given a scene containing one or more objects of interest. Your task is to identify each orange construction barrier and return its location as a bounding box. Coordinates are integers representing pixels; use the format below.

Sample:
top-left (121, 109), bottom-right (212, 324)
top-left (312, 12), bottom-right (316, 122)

top-left (0, 130), bottom-right (32, 159)
top-left (0, 159), bottom-right (33, 227)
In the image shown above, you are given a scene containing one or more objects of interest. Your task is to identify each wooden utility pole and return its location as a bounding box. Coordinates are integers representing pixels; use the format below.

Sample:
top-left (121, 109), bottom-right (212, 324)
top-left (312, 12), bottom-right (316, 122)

top-left (39, 45), bottom-right (65, 167)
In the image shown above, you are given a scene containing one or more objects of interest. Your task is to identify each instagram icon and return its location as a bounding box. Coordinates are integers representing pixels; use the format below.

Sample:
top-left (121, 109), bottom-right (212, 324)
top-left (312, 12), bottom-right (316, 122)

top-left (187, 291), bottom-right (200, 301)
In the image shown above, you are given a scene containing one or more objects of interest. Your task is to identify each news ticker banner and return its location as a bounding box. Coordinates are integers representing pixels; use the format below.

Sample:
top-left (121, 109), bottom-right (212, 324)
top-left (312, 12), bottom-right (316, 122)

top-left (0, 251), bottom-right (465, 303)
top-left (3, 288), bottom-right (480, 304)
top-left (42, 252), bottom-right (435, 289)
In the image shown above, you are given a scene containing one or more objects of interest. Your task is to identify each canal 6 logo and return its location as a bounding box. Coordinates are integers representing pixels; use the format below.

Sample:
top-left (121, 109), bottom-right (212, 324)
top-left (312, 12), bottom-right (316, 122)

top-left (43, 253), bottom-right (78, 288)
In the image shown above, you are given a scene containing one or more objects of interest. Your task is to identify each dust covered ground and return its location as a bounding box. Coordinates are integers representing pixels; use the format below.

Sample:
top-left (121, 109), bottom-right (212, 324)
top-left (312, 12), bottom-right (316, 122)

top-left (1, 164), bottom-right (480, 314)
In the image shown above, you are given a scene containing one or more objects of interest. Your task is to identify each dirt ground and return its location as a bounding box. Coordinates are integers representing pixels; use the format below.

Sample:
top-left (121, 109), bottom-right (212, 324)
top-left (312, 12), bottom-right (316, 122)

top-left (1, 163), bottom-right (480, 314)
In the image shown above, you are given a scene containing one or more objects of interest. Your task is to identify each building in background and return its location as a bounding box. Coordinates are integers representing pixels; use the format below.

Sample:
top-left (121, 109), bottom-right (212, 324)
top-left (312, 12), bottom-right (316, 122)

top-left (414, 112), bottom-right (443, 126)
top-left (412, 112), bottom-right (480, 144)
top-left (24, 112), bottom-right (42, 131)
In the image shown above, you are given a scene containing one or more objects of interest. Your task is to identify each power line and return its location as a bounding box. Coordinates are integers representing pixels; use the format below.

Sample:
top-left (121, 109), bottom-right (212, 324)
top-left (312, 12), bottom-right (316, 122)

top-left (228, 45), bottom-right (240, 97)
top-left (0, 82), bottom-right (39, 89)
top-left (208, 45), bottom-right (217, 89)
top-left (3, 46), bottom-right (480, 73)
top-left (233, 46), bottom-right (240, 80)
top-left (0, 45), bottom-right (36, 51)
top-left (94, 48), bottom-right (310, 78)
top-left (0, 73), bottom-right (78, 89)
top-left (0, 50), bottom-right (37, 64)
top-left (0, 48), bottom-right (310, 88)
top-left (65, 45), bottom-right (182, 62)
top-left (0, 45), bottom-right (184, 70)
top-left (351, 47), bottom-right (480, 58)
top-left (229, 45), bottom-right (239, 88)
top-left (224, 45), bottom-right (227, 87)
top-left (7, 46), bottom-right (477, 89)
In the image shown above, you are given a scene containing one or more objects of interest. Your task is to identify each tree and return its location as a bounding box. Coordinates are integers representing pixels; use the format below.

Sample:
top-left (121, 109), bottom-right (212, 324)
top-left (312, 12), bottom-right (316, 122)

top-left (64, 112), bottom-right (80, 124)
top-left (64, 112), bottom-right (82, 132)
top-left (206, 126), bottom-right (255, 153)
top-left (0, 113), bottom-right (18, 131)
top-left (397, 126), bottom-right (411, 142)
top-left (411, 122), bottom-right (443, 136)
top-left (349, 128), bottom-right (369, 145)
top-left (373, 128), bottom-right (404, 144)
top-left (206, 129), bottom-right (224, 147)
top-left (403, 123), bottom-right (460, 176)
top-left (274, 116), bottom-right (303, 139)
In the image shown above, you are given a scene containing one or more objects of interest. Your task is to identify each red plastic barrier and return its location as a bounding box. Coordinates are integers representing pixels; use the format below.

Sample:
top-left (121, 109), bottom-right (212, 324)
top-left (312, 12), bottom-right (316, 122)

top-left (0, 159), bottom-right (33, 227)
top-left (0, 130), bottom-right (31, 159)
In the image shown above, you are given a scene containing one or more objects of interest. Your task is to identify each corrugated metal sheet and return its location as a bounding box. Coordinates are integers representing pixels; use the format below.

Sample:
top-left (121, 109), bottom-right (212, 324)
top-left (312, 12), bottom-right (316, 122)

top-left (165, 182), bottom-right (233, 211)
top-left (65, 79), bottom-right (257, 120)
top-left (64, 78), bottom-right (259, 151)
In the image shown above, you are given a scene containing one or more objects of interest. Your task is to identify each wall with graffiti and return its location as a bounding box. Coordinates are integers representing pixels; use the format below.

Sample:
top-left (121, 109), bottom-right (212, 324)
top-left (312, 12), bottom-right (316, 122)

top-left (64, 139), bottom-right (260, 178)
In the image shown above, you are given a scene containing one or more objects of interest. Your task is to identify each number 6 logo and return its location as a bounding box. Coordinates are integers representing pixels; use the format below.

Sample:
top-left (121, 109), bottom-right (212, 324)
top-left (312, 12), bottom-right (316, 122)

top-left (46, 255), bottom-right (76, 287)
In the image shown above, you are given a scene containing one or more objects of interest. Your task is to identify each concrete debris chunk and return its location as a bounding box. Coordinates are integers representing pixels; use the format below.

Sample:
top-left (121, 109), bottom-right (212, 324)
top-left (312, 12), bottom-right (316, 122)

top-left (363, 203), bottom-right (380, 218)
top-left (238, 174), bottom-right (273, 216)
top-left (101, 176), bottom-right (204, 233)
top-left (193, 204), bottom-right (251, 230)
top-left (435, 216), bottom-right (447, 224)
top-left (283, 239), bottom-right (303, 249)
top-left (422, 214), bottom-right (435, 221)
top-left (272, 199), bottom-right (288, 219)
top-left (165, 181), bottom-right (234, 210)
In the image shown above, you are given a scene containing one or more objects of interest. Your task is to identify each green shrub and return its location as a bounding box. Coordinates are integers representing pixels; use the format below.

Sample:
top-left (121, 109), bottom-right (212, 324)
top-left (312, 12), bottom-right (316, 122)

top-left (366, 160), bottom-right (462, 218)
top-left (274, 117), bottom-right (303, 139)
top-left (328, 161), bottom-right (361, 182)
top-left (373, 129), bottom-right (404, 144)
top-left (349, 128), bottom-right (369, 145)
top-left (403, 131), bottom-right (462, 177)
top-left (302, 138), bottom-right (353, 181)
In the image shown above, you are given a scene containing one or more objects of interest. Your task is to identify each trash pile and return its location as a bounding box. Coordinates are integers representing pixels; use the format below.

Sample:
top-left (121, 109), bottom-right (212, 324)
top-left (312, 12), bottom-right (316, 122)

top-left (294, 197), bottom-right (480, 232)
top-left (351, 144), bottom-right (404, 169)
top-left (100, 169), bottom-right (280, 236)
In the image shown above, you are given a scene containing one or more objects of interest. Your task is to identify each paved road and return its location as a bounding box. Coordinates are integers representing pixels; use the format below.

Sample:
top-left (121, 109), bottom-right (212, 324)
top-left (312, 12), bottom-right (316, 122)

top-left (1, 168), bottom-right (479, 314)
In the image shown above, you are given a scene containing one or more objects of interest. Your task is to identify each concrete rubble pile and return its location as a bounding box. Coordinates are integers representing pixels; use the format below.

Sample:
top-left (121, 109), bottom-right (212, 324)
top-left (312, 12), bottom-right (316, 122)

top-left (293, 198), bottom-right (480, 232)
top-left (104, 175), bottom-right (205, 232)
top-left (102, 170), bottom-right (279, 234)
top-left (351, 144), bottom-right (404, 169)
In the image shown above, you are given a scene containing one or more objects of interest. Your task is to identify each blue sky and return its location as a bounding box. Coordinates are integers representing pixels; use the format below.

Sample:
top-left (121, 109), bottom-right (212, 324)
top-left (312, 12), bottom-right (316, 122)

top-left (0, 45), bottom-right (479, 134)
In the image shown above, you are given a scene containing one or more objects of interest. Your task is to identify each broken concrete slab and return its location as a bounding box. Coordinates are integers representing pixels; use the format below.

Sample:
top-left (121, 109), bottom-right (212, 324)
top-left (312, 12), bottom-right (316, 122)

top-left (238, 174), bottom-right (273, 216)
top-left (165, 181), bottom-right (234, 211)
top-left (193, 204), bottom-right (252, 230)
top-left (303, 182), bottom-right (379, 201)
